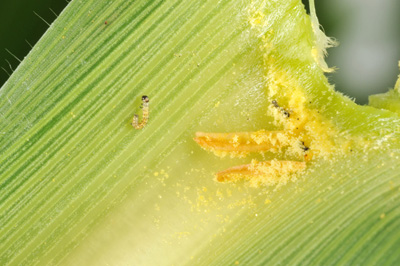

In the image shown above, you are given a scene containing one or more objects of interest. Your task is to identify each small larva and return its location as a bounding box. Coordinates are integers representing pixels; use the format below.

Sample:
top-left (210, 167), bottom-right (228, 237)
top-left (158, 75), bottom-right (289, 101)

top-left (132, 95), bottom-right (149, 129)
top-left (272, 100), bottom-right (290, 117)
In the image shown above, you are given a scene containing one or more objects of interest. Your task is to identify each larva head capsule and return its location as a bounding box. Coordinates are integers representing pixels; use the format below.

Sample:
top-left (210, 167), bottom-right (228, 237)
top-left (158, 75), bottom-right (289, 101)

top-left (142, 95), bottom-right (149, 102)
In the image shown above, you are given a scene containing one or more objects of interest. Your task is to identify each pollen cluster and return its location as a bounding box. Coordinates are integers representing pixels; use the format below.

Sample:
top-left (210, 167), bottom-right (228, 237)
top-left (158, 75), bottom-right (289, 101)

top-left (193, 3), bottom-right (351, 187)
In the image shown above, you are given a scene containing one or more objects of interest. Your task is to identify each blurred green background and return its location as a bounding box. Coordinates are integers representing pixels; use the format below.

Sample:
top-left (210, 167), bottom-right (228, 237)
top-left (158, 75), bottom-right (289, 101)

top-left (314, 0), bottom-right (400, 104)
top-left (0, 0), bottom-right (399, 104)
top-left (0, 0), bottom-right (68, 88)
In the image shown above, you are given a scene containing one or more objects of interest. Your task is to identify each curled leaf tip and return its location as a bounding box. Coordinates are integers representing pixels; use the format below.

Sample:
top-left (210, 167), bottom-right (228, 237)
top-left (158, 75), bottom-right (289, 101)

top-left (309, 0), bottom-right (338, 72)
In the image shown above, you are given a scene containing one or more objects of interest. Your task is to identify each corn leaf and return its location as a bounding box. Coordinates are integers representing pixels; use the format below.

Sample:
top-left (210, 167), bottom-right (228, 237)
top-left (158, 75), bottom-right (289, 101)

top-left (1, 0), bottom-right (400, 265)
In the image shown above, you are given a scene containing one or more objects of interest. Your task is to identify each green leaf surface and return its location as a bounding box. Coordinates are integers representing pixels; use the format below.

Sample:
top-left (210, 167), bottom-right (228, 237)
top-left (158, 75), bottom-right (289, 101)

top-left (1, 0), bottom-right (400, 265)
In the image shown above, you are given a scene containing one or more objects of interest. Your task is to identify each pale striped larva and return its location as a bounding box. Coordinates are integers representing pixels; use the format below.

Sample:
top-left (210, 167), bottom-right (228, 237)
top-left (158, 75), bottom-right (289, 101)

top-left (132, 95), bottom-right (149, 129)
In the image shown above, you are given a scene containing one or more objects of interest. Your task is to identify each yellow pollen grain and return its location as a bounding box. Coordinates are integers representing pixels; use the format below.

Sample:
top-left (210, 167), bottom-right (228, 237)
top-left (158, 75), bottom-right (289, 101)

top-left (232, 135), bottom-right (239, 144)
